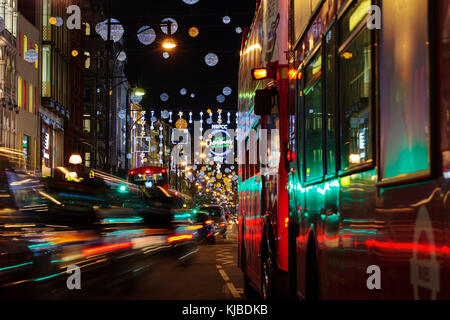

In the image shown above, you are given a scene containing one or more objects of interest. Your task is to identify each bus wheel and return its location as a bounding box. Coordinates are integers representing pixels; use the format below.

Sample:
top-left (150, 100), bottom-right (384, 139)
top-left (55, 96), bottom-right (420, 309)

top-left (306, 237), bottom-right (320, 300)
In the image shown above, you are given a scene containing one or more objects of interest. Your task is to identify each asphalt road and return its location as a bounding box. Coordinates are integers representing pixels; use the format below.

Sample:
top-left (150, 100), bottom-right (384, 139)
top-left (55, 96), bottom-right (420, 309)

top-left (126, 224), bottom-right (245, 300)
top-left (77, 224), bottom-right (246, 300)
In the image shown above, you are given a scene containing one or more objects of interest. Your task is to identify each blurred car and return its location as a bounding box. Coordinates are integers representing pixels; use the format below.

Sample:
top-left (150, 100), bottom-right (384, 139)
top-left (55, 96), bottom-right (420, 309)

top-left (0, 159), bottom-right (200, 299)
top-left (198, 205), bottom-right (227, 241)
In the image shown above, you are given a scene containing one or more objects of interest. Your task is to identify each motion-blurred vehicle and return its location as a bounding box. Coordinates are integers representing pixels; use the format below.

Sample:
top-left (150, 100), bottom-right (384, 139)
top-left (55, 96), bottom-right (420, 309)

top-left (198, 205), bottom-right (227, 241)
top-left (0, 157), bottom-right (199, 299)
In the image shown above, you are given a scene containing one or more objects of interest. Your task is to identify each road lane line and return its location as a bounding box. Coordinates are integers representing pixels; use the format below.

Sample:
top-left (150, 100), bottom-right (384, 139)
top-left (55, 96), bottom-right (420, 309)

top-left (216, 264), bottom-right (241, 298)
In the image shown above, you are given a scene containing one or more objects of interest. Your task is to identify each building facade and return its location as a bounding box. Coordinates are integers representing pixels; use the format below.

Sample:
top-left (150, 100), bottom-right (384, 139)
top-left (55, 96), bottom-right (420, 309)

top-left (16, 11), bottom-right (40, 172)
top-left (0, 0), bottom-right (19, 151)
top-left (40, 0), bottom-right (70, 176)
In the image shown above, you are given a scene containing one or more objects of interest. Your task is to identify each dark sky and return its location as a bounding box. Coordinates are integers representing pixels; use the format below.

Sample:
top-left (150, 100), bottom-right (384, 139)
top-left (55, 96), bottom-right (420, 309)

top-left (111, 0), bottom-right (256, 112)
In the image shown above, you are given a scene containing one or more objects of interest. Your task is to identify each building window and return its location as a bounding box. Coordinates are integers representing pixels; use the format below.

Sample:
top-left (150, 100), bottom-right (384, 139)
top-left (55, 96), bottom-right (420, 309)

top-left (83, 116), bottom-right (91, 133)
top-left (84, 22), bottom-right (91, 36)
top-left (84, 52), bottom-right (91, 69)
top-left (42, 45), bottom-right (51, 97)
top-left (29, 83), bottom-right (33, 113)
top-left (17, 76), bottom-right (22, 107)
top-left (22, 135), bottom-right (31, 169)
top-left (34, 44), bottom-right (39, 69)
top-left (85, 152), bottom-right (91, 167)
top-left (23, 34), bottom-right (27, 58)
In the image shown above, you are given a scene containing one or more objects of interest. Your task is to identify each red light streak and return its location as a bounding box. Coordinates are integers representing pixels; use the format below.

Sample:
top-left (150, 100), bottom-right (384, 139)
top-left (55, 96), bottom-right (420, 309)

top-left (82, 242), bottom-right (132, 256)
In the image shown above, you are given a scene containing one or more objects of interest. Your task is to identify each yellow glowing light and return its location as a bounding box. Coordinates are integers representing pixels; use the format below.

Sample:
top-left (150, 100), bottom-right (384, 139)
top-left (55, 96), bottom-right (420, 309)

top-left (342, 52), bottom-right (353, 60)
top-left (162, 38), bottom-right (177, 50)
top-left (189, 26), bottom-right (199, 38)
top-left (349, 154), bottom-right (361, 164)
top-left (49, 17), bottom-right (57, 25)
top-left (341, 177), bottom-right (351, 187)
top-left (252, 68), bottom-right (268, 80)
top-left (72, 50), bottom-right (79, 57)
top-left (69, 154), bottom-right (83, 165)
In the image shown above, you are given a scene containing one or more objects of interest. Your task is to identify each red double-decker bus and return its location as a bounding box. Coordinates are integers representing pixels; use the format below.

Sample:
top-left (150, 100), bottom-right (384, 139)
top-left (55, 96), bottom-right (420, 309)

top-left (237, 0), bottom-right (290, 299)
top-left (287, 0), bottom-right (450, 300)
top-left (128, 166), bottom-right (169, 190)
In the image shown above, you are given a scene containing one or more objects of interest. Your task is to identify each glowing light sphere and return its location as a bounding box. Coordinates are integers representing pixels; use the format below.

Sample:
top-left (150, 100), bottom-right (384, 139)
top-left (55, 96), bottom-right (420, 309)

top-left (190, 93), bottom-right (196, 99)
top-left (137, 26), bottom-right (156, 45)
top-left (162, 110), bottom-right (170, 119)
top-left (49, 17), bottom-right (57, 25)
top-left (71, 50), bottom-right (79, 57)
top-left (163, 52), bottom-right (170, 59)
top-left (223, 87), bottom-right (232, 96)
top-left (117, 51), bottom-right (127, 61)
top-left (189, 26), bottom-right (199, 38)
top-left (0, 17), bottom-right (5, 32)
top-left (160, 93), bottom-right (169, 102)
top-left (182, 0), bottom-right (200, 4)
top-left (161, 18), bottom-right (178, 35)
top-left (180, 88), bottom-right (187, 95)
top-left (130, 94), bottom-right (143, 104)
top-left (222, 16), bottom-right (231, 24)
top-left (95, 18), bottom-right (124, 42)
top-left (217, 94), bottom-right (225, 104)
top-left (25, 49), bottom-right (39, 63)
top-left (205, 53), bottom-right (219, 67)
top-left (206, 118), bottom-right (213, 125)
top-left (235, 27), bottom-right (243, 34)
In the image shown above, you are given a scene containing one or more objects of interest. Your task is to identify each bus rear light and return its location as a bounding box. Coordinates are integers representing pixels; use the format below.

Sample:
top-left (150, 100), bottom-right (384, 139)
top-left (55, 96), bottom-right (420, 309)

top-left (252, 68), bottom-right (268, 80)
top-left (287, 150), bottom-right (296, 162)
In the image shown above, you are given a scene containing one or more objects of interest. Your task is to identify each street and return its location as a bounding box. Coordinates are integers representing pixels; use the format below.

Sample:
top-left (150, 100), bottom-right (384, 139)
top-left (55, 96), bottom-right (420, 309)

top-left (76, 225), bottom-right (245, 300)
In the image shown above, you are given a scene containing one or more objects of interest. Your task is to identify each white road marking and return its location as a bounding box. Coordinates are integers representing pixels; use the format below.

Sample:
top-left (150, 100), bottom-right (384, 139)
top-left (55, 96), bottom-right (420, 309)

top-left (216, 264), bottom-right (241, 299)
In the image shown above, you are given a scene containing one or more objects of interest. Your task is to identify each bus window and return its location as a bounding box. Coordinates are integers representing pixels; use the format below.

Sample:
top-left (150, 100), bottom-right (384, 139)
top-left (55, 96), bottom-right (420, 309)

top-left (379, 0), bottom-right (431, 181)
top-left (339, 27), bottom-right (373, 171)
top-left (325, 27), bottom-right (337, 176)
top-left (304, 49), bottom-right (323, 182)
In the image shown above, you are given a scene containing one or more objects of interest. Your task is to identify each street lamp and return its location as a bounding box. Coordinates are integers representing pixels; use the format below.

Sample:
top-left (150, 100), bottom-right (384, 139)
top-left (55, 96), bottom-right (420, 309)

top-left (125, 87), bottom-right (146, 173)
top-left (162, 38), bottom-right (177, 50)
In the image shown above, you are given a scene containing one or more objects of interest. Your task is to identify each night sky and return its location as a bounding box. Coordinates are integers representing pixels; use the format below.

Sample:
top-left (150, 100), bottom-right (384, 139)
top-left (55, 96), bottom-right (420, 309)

top-left (111, 0), bottom-right (256, 112)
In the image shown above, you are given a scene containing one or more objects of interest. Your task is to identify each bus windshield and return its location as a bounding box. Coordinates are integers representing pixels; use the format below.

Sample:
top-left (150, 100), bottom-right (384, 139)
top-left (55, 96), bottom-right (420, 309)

top-left (128, 167), bottom-right (169, 189)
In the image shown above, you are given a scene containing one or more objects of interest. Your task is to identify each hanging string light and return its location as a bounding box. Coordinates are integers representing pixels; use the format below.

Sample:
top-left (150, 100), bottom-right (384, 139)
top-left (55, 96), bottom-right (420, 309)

top-left (159, 125), bottom-right (164, 164)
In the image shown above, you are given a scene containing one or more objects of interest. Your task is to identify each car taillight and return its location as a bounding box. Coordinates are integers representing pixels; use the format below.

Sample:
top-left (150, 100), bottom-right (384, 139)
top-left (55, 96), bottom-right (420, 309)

top-left (205, 220), bottom-right (213, 225)
top-left (167, 234), bottom-right (193, 243)
top-left (220, 223), bottom-right (225, 227)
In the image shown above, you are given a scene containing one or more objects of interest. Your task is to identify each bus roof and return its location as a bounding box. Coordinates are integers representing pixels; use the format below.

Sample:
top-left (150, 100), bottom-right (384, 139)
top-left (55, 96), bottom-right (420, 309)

top-left (128, 167), bottom-right (167, 176)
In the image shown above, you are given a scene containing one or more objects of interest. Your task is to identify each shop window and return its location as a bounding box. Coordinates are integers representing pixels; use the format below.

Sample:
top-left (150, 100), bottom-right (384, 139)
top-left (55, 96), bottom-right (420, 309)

top-left (339, 27), bottom-right (372, 171)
